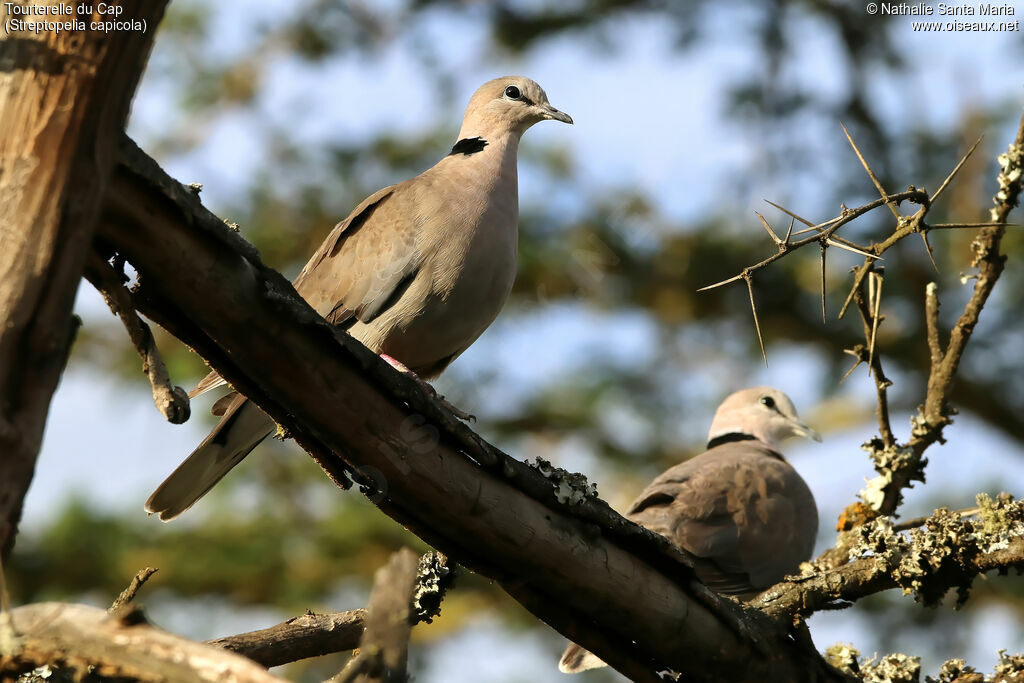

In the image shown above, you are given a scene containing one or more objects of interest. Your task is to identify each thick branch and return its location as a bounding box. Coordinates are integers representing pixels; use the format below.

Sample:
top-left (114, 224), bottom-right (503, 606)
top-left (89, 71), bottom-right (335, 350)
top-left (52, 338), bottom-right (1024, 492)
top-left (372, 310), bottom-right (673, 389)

top-left (93, 136), bottom-right (847, 683)
top-left (0, 603), bottom-right (285, 682)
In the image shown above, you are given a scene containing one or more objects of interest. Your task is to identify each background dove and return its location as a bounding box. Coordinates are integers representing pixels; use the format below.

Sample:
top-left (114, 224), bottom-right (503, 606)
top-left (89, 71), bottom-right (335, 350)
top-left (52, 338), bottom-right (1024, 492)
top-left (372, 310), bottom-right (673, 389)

top-left (146, 76), bottom-right (572, 521)
top-left (559, 386), bottom-right (820, 673)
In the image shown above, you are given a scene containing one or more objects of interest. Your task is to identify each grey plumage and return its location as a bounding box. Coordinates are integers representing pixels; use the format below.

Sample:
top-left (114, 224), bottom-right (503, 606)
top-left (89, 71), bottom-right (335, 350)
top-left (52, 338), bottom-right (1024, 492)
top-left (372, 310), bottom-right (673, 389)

top-left (559, 386), bottom-right (820, 674)
top-left (145, 77), bottom-right (572, 521)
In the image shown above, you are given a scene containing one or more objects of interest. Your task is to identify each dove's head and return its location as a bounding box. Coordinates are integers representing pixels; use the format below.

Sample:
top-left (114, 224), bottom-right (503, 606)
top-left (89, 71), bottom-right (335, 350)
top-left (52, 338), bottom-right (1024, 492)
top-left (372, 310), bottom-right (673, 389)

top-left (458, 76), bottom-right (572, 139)
top-left (707, 386), bottom-right (821, 451)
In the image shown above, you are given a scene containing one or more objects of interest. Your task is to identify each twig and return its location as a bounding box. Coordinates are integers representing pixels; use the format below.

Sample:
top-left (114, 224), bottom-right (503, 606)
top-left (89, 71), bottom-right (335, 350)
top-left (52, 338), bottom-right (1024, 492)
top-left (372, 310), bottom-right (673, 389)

top-left (209, 552), bottom-right (453, 668)
top-left (853, 274), bottom-right (895, 448)
top-left (765, 200), bottom-right (878, 256)
top-left (109, 567), bottom-right (158, 613)
top-left (210, 609), bottom-right (368, 668)
top-left (329, 548), bottom-right (419, 683)
top-left (84, 253), bottom-right (190, 424)
top-left (697, 190), bottom-right (923, 293)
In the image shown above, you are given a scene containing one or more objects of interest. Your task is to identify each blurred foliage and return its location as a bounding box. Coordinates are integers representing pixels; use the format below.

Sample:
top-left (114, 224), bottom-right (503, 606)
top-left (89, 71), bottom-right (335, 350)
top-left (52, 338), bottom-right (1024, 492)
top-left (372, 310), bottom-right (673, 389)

top-left (16, 0), bottom-right (1024, 679)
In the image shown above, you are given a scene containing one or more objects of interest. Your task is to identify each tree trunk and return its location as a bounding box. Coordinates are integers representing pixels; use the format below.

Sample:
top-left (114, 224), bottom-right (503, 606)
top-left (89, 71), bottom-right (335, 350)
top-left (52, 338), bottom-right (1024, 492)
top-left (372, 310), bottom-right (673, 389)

top-left (0, 1), bottom-right (167, 557)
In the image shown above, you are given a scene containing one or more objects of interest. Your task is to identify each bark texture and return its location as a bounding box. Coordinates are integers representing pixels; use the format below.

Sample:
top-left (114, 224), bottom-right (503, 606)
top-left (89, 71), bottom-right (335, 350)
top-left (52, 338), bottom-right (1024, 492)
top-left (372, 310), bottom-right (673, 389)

top-left (0, 0), bottom-right (167, 556)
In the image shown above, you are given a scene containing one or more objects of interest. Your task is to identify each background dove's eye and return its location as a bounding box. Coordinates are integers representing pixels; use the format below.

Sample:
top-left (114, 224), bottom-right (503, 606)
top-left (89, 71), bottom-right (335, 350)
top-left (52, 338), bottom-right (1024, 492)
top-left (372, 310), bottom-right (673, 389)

top-left (504, 85), bottom-right (521, 99)
top-left (760, 396), bottom-right (776, 409)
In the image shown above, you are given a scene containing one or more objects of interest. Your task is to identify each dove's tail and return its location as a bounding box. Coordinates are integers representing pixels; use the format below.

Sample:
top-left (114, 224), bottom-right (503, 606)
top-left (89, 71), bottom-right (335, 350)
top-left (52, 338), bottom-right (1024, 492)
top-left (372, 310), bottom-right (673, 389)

top-left (558, 643), bottom-right (607, 674)
top-left (145, 395), bottom-right (275, 521)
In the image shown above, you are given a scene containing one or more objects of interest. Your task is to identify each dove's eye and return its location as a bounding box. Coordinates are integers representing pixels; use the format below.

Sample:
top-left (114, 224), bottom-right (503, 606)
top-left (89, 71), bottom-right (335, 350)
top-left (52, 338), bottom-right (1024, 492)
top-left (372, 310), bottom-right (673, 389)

top-left (504, 85), bottom-right (521, 100)
top-left (760, 396), bottom-right (776, 409)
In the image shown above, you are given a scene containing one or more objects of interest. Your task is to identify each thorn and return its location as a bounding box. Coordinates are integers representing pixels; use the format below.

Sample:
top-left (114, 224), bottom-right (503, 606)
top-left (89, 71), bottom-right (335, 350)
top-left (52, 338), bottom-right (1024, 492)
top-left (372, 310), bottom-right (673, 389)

top-left (840, 357), bottom-right (863, 383)
top-left (867, 269), bottom-right (884, 370)
top-left (841, 121), bottom-right (900, 219)
top-left (790, 215), bottom-right (845, 236)
top-left (931, 136), bottom-right (983, 205)
top-left (764, 199), bottom-right (815, 228)
top-left (745, 275), bottom-right (768, 367)
top-left (756, 211), bottom-right (783, 245)
top-left (931, 222), bottom-right (1019, 229)
top-left (921, 231), bottom-right (939, 273)
top-left (784, 217), bottom-right (795, 244)
top-left (820, 241), bottom-right (827, 323)
top-left (839, 261), bottom-right (873, 321)
top-left (825, 238), bottom-right (880, 259)
top-left (697, 273), bottom-right (745, 292)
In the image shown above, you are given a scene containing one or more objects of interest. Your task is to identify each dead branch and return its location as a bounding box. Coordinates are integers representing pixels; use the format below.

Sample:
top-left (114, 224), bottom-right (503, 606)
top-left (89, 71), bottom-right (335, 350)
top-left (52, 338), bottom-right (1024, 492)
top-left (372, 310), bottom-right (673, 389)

top-left (109, 567), bottom-right (158, 613)
top-left (850, 268), bottom-right (895, 449)
top-left (85, 254), bottom-right (190, 424)
top-left (209, 552), bottom-right (454, 668)
top-left (331, 549), bottom-right (419, 683)
top-left (209, 609), bottom-right (368, 669)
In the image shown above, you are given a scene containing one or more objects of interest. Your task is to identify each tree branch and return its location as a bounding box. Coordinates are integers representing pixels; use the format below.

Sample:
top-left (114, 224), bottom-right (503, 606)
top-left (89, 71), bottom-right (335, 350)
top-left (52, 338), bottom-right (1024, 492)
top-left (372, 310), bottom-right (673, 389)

top-left (1, 603), bottom-right (285, 682)
top-left (91, 135), bottom-right (848, 683)
top-left (209, 609), bottom-right (368, 669)
top-left (331, 548), bottom-right (418, 683)
top-left (754, 495), bottom-right (1024, 620)
top-left (873, 110), bottom-right (1024, 517)
top-left (109, 567), bottom-right (158, 613)
top-left (209, 552), bottom-right (455, 668)
top-left (85, 254), bottom-right (190, 424)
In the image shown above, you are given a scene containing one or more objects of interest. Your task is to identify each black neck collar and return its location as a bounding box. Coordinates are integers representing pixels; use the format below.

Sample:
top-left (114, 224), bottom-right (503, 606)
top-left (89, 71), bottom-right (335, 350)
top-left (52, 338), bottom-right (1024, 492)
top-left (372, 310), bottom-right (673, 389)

top-left (706, 432), bottom-right (758, 449)
top-left (448, 136), bottom-right (488, 156)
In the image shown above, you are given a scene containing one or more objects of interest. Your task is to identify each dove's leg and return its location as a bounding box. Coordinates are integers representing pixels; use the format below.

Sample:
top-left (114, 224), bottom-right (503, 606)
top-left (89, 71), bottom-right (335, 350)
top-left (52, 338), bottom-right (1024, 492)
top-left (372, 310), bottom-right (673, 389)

top-left (379, 354), bottom-right (475, 422)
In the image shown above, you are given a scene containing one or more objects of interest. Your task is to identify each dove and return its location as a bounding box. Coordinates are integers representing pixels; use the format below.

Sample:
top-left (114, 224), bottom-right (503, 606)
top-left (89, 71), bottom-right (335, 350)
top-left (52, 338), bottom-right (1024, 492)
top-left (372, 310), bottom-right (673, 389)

top-left (559, 386), bottom-right (820, 673)
top-left (146, 76), bottom-right (572, 521)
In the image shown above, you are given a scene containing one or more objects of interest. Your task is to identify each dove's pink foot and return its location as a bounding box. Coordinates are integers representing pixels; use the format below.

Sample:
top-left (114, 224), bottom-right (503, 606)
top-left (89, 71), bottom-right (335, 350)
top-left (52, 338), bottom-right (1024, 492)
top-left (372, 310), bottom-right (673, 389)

top-left (379, 354), bottom-right (475, 422)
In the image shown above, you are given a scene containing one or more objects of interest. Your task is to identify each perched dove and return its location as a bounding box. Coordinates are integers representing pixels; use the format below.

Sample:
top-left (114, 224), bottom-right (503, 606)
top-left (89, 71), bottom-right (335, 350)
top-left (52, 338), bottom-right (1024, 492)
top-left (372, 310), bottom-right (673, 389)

top-left (559, 386), bottom-right (820, 674)
top-left (145, 77), bottom-right (572, 521)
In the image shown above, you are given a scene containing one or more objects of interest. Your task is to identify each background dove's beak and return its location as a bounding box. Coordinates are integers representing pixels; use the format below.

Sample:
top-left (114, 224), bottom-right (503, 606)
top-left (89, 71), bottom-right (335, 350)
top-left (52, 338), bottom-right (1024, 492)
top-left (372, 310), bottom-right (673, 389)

top-left (790, 419), bottom-right (822, 442)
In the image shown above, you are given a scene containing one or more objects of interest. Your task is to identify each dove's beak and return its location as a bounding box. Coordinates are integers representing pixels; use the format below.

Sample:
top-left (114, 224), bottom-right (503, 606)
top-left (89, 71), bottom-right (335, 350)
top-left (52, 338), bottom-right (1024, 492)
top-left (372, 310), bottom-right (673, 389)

top-left (790, 419), bottom-right (822, 443)
top-left (541, 104), bottom-right (573, 124)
